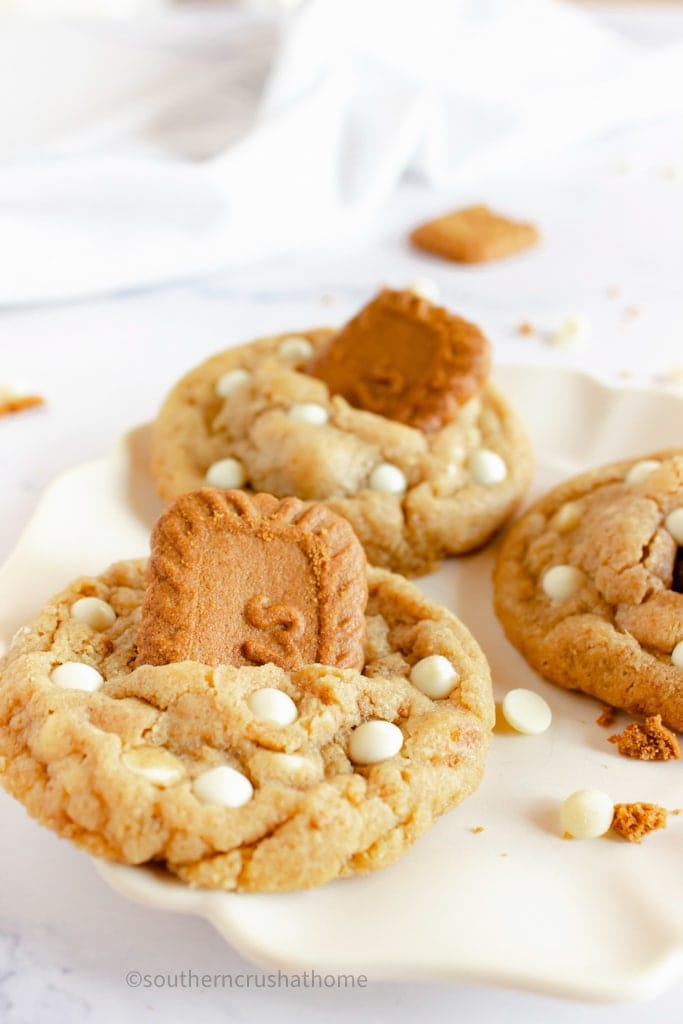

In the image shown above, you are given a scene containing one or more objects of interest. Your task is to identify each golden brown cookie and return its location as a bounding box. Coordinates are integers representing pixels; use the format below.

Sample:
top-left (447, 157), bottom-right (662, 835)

top-left (137, 489), bottom-right (367, 672)
top-left (410, 205), bottom-right (539, 264)
top-left (149, 294), bottom-right (533, 577)
top-left (494, 450), bottom-right (683, 730)
top-left (307, 288), bottom-right (491, 432)
top-left (0, 557), bottom-right (494, 893)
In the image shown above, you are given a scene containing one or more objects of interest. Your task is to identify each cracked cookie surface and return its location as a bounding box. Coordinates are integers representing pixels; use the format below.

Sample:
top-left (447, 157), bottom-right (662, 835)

top-left (0, 561), bottom-right (493, 892)
top-left (150, 326), bottom-right (532, 576)
top-left (494, 450), bottom-right (683, 730)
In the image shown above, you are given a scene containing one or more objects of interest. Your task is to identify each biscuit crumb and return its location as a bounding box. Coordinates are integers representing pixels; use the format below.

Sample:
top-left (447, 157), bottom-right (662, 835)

top-left (606, 286), bottom-right (622, 300)
top-left (596, 706), bottom-right (616, 728)
top-left (623, 305), bottom-right (640, 319)
top-left (609, 715), bottom-right (680, 761)
top-left (672, 808), bottom-right (681, 816)
top-left (562, 831), bottom-right (573, 840)
top-left (611, 803), bottom-right (667, 843)
top-left (0, 395), bottom-right (45, 418)
top-left (471, 826), bottom-right (484, 834)
top-left (517, 321), bottom-right (535, 336)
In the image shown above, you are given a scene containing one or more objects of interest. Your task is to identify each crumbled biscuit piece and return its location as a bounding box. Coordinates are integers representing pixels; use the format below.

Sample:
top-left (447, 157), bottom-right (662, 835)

top-left (0, 395), bottom-right (45, 418)
top-left (471, 826), bottom-right (484, 834)
top-left (410, 205), bottom-right (539, 265)
top-left (611, 803), bottom-right (667, 843)
top-left (623, 305), bottom-right (640, 319)
top-left (609, 715), bottom-right (680, 761)
top-left (517, 321), bottom-right (535, 336)
top-left (597, 706), bottom-right (616, 728)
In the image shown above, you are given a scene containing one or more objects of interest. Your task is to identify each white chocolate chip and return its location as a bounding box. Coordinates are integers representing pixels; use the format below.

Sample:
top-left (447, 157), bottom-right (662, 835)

top-left (664, 508), bottom-right (683, 545)
top-left (349, 720), bottom-right (404, 765)
top-left (205, 457), bottom-right (246, 490)
top-left (248, 687), bottom-right (298, 725)
top-left (542, 564), bottom-right (585, 601)
top-left (672, 641), bottom-right (683, 668)
top-left (625, 460), bottom-right (661, 485)
top-left (71, 597), bottom-right (116, 632)
top-left (408, 278), bottom-right (439, 303)
top-left (410, 655), bottom-right (459, 699)
top-left (469, 449), bottom-right (507, 486)
top-left (50, 662), bottom-right (104, 693)
top-left (122, 747), bottom-right (185, 787)
top-left (278, 336), bottom-right (314, 363)
top-left (548, 316), bottom-right (590, 351)
top-left (552, 502), bottom-right (581, 533)
top-left (560, 788), bottom-right (613, 839)
top-left (288, 402), bottom-right (329, 425)
top-left (216, 368), bottom-right (250, 398)
top-left (369, 463), bottom-right (407, 495)
top-left (193, 765), bottom-right (254, 808)
top-left (502, 688), bottom-right (552, 735)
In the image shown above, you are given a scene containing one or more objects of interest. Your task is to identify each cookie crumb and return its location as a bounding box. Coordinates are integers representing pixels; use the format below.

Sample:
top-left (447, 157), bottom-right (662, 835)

top-left (596, 706), bottom-right (616, 728)
top-left (471, 826), bottom-right (484, 834)
top-left (0, 394), bottom-right (45, 418)
top-left (671, 808), bottom-right (681, 816)
top-left (562, 831), bottom-right (573, 840)
top-left (623, 305), bottom-right (640, 319)
top-left (606, 285), bottom-right (622, 300)
top-left (609, 715), bottom-right (680, 761)
top-left (611, 803), bottom-right (667, 843)
top-left (517, 321), bottom-right (535, 336)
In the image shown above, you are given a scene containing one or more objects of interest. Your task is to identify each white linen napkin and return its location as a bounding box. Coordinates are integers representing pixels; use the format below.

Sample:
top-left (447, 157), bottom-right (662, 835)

top-left (0, 0), bottom-right (682, 306)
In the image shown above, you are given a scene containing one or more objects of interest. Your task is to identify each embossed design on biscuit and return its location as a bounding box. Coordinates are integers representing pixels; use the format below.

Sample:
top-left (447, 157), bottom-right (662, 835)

top-left (136, 489), bottom-right (368, 671)
top-left (307, 288), bottom-right (491, 433)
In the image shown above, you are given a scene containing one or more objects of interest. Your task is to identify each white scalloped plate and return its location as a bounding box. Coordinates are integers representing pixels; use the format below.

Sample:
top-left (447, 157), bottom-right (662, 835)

top-left (1, 366), bottom-right (682, 1003)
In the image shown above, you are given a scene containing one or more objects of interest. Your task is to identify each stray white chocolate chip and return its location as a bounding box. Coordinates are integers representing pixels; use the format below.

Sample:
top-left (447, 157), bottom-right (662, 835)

top-left (50, 662), bottom-right (104, 693)
top-left (122, 746), bottom-right (185, 787)
top-left (410, 655), bottom-right (459, 699)
top-left (625, 460), bottom-right (661, 485)
top-left (542, 564), bottom-right (585, 601)
top-left (369, 462), bottom-right (407, 495)
top-left (71, 596), bottom-right (116, 631)
top-left (216, 368), bottom-right (250, 398)
top-left (278, 336), bottom-right (314, 363)
top-left (205, 457), bottom-right (246, 490)
top-left (552, 502), bottom-right (581, 533)
top-left (502, 688), bottom-right (552, 735)
top-left (248, 687), bottom-right (298, 726)
top-left (349, 720), bottom-right (404, 765)
top-left (560, 788), bottom-right (613, 839)
top-left (469, 449), bottom-right (507, 486)
top-left (548, 315), bottom-right (590, 351)
top-left (288, 402), bottom-right (329, 425)
top-left (408, 277), bottom-right (439, 303)
top-left (193, 765), bottom-right (254, 808)
top-left (672, 641), bottom-right (683, 669)
top-left (664, 508), bottom-right (683, 545)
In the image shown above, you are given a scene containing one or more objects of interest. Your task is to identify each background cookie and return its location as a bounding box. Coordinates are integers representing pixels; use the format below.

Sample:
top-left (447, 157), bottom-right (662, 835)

top-left (151, 308), bottom-right (533, 577)
top-left (0, 560), bottom-right (494, 893)
top-left (494, 450), bottom-right (683, 730)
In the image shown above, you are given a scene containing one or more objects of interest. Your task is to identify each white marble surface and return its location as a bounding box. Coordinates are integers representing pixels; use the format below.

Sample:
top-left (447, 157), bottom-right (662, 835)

top-left (2, 6), bottom-right (683, 1023)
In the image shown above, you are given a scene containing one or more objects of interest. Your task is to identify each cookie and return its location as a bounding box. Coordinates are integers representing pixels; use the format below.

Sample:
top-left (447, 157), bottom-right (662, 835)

top-left (494, 450), bottom-right (683, 730)
top-left (137, 489), bottom-right (367, 671)
top-left (150, 292), bottom-right (533, 576)
top-left (410, 205), bottom-right (539, 264)
top-left (307, 288), bottom-right (491, 432)
top-left (0, 558), bottom-right (494, 893)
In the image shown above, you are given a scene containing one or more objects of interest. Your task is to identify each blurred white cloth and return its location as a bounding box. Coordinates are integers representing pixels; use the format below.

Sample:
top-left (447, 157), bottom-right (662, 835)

top-left (1, 0), bottom-right (682, 306)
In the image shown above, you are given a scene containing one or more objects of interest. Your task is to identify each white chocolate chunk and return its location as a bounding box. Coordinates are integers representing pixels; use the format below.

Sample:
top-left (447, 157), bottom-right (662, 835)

top-left (410, 655), bottom-right (459, 699)
top-left (288, 402), bottom-right (329, 425)
top-left (205, 457), bottom-right (246, 489)
top-left (278, 336), bottom-right (314, 362)
top-left (50, 662), bottom-right (104, 693)
top-left (672, 641), bottom-right (683, 668)
top-left (216, 368), bottom-right (250, 398)
top-left (248, 687), bottom-right (298, 725)
top-left (625, 459), bottom-right (661, 485)
top-left (552, 502), bottom-right (581, 533)
top-left (664, 508), bottom-right (683, 545)
top-left (469, 449), bottom-right (507, 486)
top-left (193, 765), bottom-right (254, 808)
top-left (548, 315), bottom-right (590, 351)
top-left (349, 720), bottom-right (403, 765)
top-left (369, 462), bottom-right (407, 495)
top-left (560, 788), bottom-right (613, 839)
top-left (408, 277), bottom-right (439, 303)
top-left (71, 596), bottom-right (116, 631)
top-left (122, 746), bottom-right (185, 787)
top-left (502, 688), bottom-right (552, 735)
top-left (542, 564), bottom-right (585, 601)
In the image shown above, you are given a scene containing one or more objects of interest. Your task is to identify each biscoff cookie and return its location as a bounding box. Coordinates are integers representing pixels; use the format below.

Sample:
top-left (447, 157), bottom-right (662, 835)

top-left (0, 501), bottom-right (494, 893)
top-left (151, 289), bottom-right (533, 576)
top-left (494, 450), bottom-right (683, 730)
top-left (410, 205), bottom-right (539, 264)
